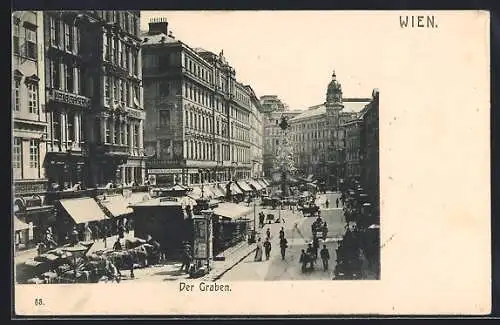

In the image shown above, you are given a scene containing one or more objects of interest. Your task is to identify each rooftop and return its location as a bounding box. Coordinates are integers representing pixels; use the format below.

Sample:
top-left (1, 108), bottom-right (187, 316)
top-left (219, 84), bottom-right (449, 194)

top-left (289, 98), bottom-right (371, 123)
top-left (140, 31), bottom-right (178, 45)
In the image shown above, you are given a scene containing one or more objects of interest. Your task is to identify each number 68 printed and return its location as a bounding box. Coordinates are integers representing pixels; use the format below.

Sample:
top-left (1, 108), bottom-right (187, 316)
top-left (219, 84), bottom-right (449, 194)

top-left (34, 298), bottom-right (44, 306)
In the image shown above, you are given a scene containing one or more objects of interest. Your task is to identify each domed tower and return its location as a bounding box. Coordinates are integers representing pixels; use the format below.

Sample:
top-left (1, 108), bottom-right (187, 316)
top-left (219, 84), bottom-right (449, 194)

top-left (325, 70), bottom-right (344, 189)
top-left (325, 70), bottom-right (344, 126)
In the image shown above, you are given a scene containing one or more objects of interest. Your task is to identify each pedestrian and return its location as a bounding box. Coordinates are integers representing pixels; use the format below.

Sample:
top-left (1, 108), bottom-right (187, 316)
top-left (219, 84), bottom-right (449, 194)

top-left (266, 228), bottom-right (271, 240)
top-left (254, 238), bottom-right (263, 262)
top-left (263, 238), bottom-right (272, 260)
top-left (325, 199), bottom-right (329, 209)
top-left (180, 241), bottom-right (192, 273)
top-left (71, 226), bottom-right (79, 245)
top-left (259, 212), bottom-right (265, 229)
top-left (299, 249), bottom-right (308, 273)
top-left (279, 236), bottom-right (288, 260)
top-left (85, 223), bottom-right (92, 242)
top-left (320, 245), bottom-right (330, 271)
top-left (336, 198), bottom-right (339, 208)
top-left (113, 238), bottom-right (122, 251)
top-left (322, 221), bottom-right (328, 240)
top-left (117, 221), bottom-right (125, 240)
top-left (279, 227), bottom-right (285, 240)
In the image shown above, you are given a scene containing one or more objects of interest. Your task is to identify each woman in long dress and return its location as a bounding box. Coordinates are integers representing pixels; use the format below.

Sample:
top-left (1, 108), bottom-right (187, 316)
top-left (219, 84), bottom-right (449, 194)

top-left (254, 238), bottom-right (263, 262)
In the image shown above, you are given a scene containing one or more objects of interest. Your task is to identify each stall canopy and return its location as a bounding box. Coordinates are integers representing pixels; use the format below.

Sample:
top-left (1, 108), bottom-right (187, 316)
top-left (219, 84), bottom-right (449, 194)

top-left (126, 192), bottom-right (151, 206)
top-left (213, 202), bottom-right (253, 220)
top-left (59, 197), bottom-right (108, 224)
top-left (189, 186), bottom-right (215, 200)
top-left (247, 180), bottom-right (263, 191)
top-left (236, 181), bottom-right (253, 192)
top-left (101, 195), bottom-right (133, 218)
top-left (229, 182), bottom-right (243, 195)
top-left (256, 179), bottom-right (267, 188)
top-left (210, 185), bottom-right (225, 198)
top-left (14, 216), bottom-right (30, 231)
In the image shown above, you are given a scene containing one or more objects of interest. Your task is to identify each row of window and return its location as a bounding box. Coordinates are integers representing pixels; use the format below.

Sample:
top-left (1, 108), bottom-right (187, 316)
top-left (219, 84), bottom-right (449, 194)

top-left (12, 138), bottom-right (39, 169)
top-left (48, 16), bottom-right (81, 54)
top-left (101, 118), bottom-right (140, 147)
top-left (51, 111), bottom-right (81, 143)
top-left (12, 20), bottom-right (37, 60)
top-left (47, 58), bottom-right (82, 94)
top-left (143, 53), bottom-right (176, 72)
top-left (235, 90), bottom-right (250, 106)
top-left (103, 75), bottom-right (141, 108)
top-left (184, 56), bottom-right (212, 84)
top-left (230, 107), bottom-right (249, 124)
top-left (103, 33), bottom-right (139, 75)
top-left (13, 78), bottom-right (39, 114)
top-left (290, 120), bottom-right (328, 131)
top-left (230, 123), bottom-right (249, 142)
top-left (98, 11), bottom-right (139, 37)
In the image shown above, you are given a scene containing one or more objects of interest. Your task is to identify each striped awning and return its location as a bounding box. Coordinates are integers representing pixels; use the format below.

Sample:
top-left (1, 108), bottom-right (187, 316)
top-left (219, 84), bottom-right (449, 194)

top-left (236, 181), bottom-right (253, 192)
top-left (247, 180), bottom-right (263, 191)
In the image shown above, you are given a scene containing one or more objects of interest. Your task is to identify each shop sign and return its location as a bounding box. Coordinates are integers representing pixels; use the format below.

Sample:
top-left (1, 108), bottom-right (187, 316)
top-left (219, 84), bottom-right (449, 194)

top-left (52, 90), bottom-right (90, 108)
top-left (148, 168), bottom-right (183, 174)
top-left (127, 107), bottom-right (145, 119)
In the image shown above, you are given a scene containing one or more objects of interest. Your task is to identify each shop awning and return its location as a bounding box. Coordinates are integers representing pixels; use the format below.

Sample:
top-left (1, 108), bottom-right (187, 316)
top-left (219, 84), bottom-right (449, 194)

top-left (59, 197), bottom-right (108, 224)
top-left (14, 216), bottom-right (30, 231)
top-left (247, 180), bottom-right (263, 191)
top-left (101, 195), bottom-right (133, 218)
top-left (210, 185), bottom-right (225, 198)
top-left (236, 181), bottom-right (254, 192)
top-left (229, 182), bottom-right (243, 195)
top-left (257, 179), bottom-right (267, 188)
top-left (213, 203), bottom-right (253, 220)
top-left (262, 179), bottom-right (271, 186)
top-left (126, 192), bottom-right (151, 206)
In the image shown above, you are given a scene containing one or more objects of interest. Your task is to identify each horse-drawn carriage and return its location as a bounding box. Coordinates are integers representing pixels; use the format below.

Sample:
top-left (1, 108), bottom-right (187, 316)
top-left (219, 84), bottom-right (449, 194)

top-left (261, 196), bottom-right (282, 209)
top-left (299, 204), bottom-right (320, 217)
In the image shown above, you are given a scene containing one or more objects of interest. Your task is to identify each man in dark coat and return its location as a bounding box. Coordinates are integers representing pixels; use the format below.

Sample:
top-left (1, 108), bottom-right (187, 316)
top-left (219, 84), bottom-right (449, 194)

top-left (320, 245), bottom-right (330, 271)
top-left (263, 238), bottom-right (272, 260)
top-left (279, 236), bottom-right (288, 260)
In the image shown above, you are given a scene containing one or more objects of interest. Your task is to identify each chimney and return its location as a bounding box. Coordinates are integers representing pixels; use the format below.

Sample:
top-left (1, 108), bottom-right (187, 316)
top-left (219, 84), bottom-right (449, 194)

top-left (148, 17), bottom-right (168, 35)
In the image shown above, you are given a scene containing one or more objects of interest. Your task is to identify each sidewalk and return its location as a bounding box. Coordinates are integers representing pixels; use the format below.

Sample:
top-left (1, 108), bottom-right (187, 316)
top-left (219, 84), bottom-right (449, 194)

top-left (200, 240), bottom-right (257, 282)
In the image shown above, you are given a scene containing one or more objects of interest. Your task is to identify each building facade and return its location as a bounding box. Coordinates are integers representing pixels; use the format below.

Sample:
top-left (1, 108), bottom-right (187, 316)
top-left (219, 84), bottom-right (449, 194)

top-left (12, 11), bottom-right (54, 245)
top-left (260, 95), bottom-right (288, 113)
top-left (361, 89), bottom-right (380, 214)
top-left (287, 71), bottom-right (372, 187)
top-left (42, 10), bottom-right (145, 189)
top-left (141, 19), bottom-right (257, 187)
top-left (246, 86), bottom-right (264, 178)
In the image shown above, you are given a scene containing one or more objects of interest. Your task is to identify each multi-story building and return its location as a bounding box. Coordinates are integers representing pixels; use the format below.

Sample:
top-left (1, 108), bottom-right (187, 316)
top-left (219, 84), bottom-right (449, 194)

top-left (361, 89), bottom-right (380, 215)
top-left (141, 18), bottom-right (256, 187)
top-left (43, 10), bottom-right (145, 188)
top-left (260, 95), bottom-right (288, 113)
top-left (287, 71), bottom-right (372, 187)
top-left (246, 86), bottom-right (264, 178)
top-left (262, 109), bottom-right (302, 178)
top-left (12, 11), bottom-right (53, 246)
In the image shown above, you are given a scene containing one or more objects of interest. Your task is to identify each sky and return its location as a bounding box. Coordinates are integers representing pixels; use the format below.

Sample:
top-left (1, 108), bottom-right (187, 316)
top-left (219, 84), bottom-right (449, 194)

top-left (140, 11), bottom-right (382, 110)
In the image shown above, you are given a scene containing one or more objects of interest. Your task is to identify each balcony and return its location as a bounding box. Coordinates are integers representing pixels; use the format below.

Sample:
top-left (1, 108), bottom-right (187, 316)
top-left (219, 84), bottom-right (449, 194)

top-left (91, 144), bottom-right (129, 158)
top-left (48, 89), bottom-right (91, 109)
